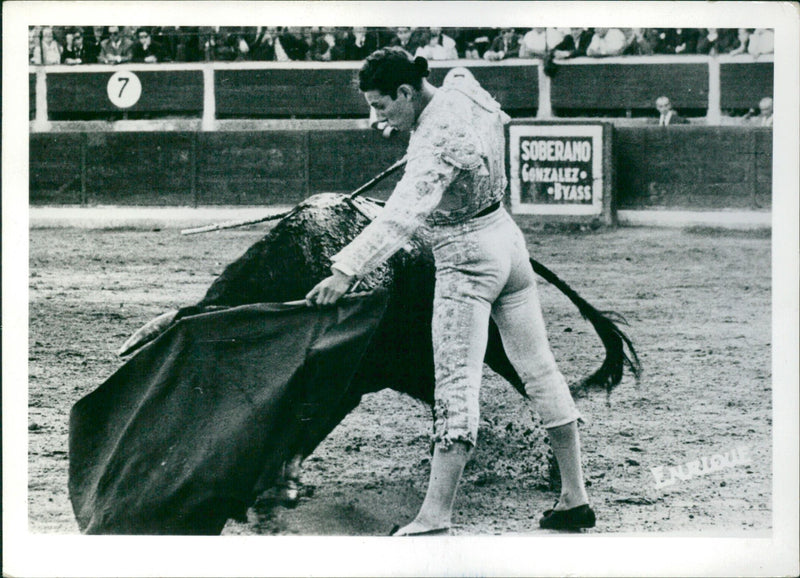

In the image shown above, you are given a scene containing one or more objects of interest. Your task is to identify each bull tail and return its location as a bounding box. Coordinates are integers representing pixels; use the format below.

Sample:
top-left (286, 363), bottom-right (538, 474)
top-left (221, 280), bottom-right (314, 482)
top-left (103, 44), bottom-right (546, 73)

top-left (530, 258), bottom-right (642, 394)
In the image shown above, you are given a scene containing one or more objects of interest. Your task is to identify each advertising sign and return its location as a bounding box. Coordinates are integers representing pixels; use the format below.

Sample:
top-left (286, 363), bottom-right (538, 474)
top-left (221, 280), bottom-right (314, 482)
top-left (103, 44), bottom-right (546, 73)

top-left (508, 123), bottom-right (605, 216)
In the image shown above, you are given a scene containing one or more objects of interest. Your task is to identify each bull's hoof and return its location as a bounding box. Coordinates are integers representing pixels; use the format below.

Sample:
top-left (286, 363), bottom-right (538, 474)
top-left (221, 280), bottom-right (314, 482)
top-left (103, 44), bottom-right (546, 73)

top-left (279, 480), bottom-right (300, 508)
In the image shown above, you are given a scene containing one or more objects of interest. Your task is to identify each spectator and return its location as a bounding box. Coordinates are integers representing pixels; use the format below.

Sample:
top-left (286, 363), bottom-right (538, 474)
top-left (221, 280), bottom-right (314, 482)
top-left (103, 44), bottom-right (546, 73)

top-left (388, 27), bottom-right (423, 54)
top-left (623, 28), bottom-right (655, 55)
top-left (221, 27), bottom-right (252, 61)
top-left (29, 26), bottom-right (42, 63)
top-left (85, 26), bottom-right (106, 64)
top-left (483, 27), bottom-right (521, 61)
top-left (155, 27), bottom-right (200, 62)
top-left (518, 28), bottom-right (547, 58)
top-left (310, 27), bottom-right (339, 61)
top-left (552, 27), bottom-right (594, 59)
top-left (31, 26), bottom-right (64, 65)
top-left (249, 26), bottom-right (279, 61)
top-left (663, 28), bottom-right (699, 54)
top-left (99, 26), bottom-right (133, 64)
top-left (197, 26), bottom-right (247, 61)
top-left (414, 28), bottom-right (458, 61)
top-left (122, 26), bottom-right (137, 43)
top-left (132, 28), bottom-right (166, 63)
top-left (454, 28), bottom-right (493, 59)
top-left (428, 27), bottom-right (459, 60)
top-left (728, 28), bottom-right (752, 55)
top-left (655, 96), bottom-right (689, 126)
top-left (755, 97), bottom-right (773, 126)
top-left (747, 28), bottom-right (774, 57)
top-left (51, 26), bottom-right (68, 49)
top-left (277, 27), bottom-right (310, 61)
top-left (337, 26), bottom-right (382, 61)
top-left (696, 28), bottom-right (738, 55)
top-left (63, 28), bottom-right (89, 64)
top-left (586, 27), bottom-right (627, 57)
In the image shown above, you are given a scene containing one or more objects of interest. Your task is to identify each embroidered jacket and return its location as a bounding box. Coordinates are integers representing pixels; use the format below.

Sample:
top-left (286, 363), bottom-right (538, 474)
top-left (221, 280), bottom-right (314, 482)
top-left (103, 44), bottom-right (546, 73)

top-left (331, 68), bottom-right (510, 278)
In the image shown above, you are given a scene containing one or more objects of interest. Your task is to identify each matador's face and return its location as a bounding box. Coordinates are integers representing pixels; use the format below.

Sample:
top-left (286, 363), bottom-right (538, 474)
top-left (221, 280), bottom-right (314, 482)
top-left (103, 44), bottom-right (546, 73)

top-left (363, 86), bottom-right (418, 133)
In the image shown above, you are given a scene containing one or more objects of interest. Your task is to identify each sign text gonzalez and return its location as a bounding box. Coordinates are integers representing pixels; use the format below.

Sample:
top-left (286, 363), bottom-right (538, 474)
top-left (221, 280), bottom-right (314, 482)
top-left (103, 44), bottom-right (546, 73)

top-left (508, 123), bottom-right (606, 216)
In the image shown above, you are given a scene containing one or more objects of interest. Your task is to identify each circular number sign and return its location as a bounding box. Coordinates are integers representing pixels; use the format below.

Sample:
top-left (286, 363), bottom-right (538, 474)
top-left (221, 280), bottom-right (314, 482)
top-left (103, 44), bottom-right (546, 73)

top-left (107, 71), bottom-right (142, 109)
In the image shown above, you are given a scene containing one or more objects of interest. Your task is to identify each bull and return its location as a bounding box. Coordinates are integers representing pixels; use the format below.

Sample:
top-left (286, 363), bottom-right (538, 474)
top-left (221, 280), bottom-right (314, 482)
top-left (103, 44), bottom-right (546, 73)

top-left (114, 192), bottom-right (640, 519)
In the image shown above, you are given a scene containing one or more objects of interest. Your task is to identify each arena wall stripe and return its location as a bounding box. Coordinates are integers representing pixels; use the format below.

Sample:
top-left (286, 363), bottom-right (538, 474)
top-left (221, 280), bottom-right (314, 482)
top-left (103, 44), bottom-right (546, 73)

top-left (29, 126), bottom-right (772, 211)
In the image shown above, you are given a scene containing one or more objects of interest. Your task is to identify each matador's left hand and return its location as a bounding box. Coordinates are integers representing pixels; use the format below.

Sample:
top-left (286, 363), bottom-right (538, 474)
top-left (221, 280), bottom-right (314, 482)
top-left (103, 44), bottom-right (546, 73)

top-left (305, 269), bottom-right (355, 307)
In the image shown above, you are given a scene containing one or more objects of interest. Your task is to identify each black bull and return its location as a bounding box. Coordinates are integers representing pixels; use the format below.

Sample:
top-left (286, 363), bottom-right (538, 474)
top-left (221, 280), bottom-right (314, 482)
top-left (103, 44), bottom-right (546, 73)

top-left (165, 193), bottom-right (638, 489)
top-left (70, 192), bottom-right (640, 534)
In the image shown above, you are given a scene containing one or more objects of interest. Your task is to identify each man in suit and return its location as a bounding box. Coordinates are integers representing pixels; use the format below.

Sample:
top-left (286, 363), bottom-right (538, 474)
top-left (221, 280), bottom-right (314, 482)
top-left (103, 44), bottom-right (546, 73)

top-left (98, 26), bottom-right (134, 64)
top-left (552, 27), bottom-right (594, 59)
top-left (756, 97), bottom-right (773, 127)
top-left (337, 27), bottom-right (381, 61)
top-left (655, 96), bottom-right (689, 126)
top-left (483, 27), bottom-right (521, 61)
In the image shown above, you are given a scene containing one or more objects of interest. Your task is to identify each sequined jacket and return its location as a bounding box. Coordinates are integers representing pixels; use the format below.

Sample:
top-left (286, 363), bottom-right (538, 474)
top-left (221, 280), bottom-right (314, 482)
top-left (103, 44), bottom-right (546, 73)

top-left (331, 68), bottom-right (510, 278)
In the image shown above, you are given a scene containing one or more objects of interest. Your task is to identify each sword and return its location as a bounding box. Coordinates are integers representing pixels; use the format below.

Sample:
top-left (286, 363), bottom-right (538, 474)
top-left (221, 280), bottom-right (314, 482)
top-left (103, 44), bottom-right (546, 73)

top-left (180, 157), bottom-right (407, 235)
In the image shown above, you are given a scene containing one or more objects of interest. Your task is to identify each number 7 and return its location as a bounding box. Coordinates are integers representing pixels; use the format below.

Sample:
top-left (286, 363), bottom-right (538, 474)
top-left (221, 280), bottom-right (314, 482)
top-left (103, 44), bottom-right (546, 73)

top-left (117, 76), bottom-right (130, 98)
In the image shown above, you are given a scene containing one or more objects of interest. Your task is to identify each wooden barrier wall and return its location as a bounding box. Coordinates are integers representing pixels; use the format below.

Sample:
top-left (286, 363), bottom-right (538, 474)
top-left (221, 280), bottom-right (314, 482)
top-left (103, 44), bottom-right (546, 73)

top-left (30, 126), bottom-right (771, 210)
top-left (615, 126), bottom-right (772, 209)
top-left (30, 56), bottom-right (772, 123)
top-left (47, 70), bottom-right (204, 115)
top-left (550, 62), bottom-right (708, 110)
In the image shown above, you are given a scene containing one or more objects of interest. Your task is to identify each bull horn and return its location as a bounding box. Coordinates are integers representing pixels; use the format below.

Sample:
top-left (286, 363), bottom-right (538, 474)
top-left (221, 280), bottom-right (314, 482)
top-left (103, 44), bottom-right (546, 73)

top-left (117, 310), bottom-right (179, 357)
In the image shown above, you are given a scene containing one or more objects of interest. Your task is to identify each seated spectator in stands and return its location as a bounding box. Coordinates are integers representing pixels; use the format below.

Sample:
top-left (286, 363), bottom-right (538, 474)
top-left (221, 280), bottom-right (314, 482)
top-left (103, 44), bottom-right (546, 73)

top-left (29, 26), bottom-right (41, 63)
top-left (31, 26), bottom-right (64, 65)
top-left (388, 27), bottom-right (424, 55)
top-left (623, 28), bottom-right (655, 55)
top-left (197, 26), bottom-right (247, 61)
top-left (198, 26), bottom-right (217, 61)
top-left (155, 27), bottom-right (199, 62)
top-left (552, 27), bottom-right (594, 59)
top-left (277, 27), bottom-right (310, 61)
top-left (755, 97), bottom-right (773, 126)
top-left (728, 28), bottom-right (752, 55)
top-left (428, 27), bottom-right (459, 59)
top-left (747, 28), bottom-right (774, 57)
top-left (99, 26), bottom-right (134, 64)
top-left (249, 26), bottom-right (278, 61)
top-left (132, 28), bottom-right (166, 63)
top-left (122, 26), bottom-right (137, 43)
top-left (63, 29), bottom-right (75, 56)
top-left (414, 28), bottom-right (458, 60)
top-left (517, 27), bottom-right (565, 59)
top-left (696, 28), bottom-right (737, 55)
top-left (669, 28), bottom-right (699, 54)
top-left (337, 26), bottom-right (381, 60)
top-left (63, 28), bottom-right (89, 64)
top-left (453, 28), bottom-right (493, 59)
top-left (310, 27), bottom-right (339, 61)
top-left (222, 27), bottom-right (252, 61)
top-left (483, 27), bottom-right (521, 61)
top-left (51, 26), bottom-right (68, 49)
top-left (655, 96), bottom-right (689, 126)
top-left (586, 27), bottom-right (627, 57)
top-left (85, 26), bottom-right (106, 64)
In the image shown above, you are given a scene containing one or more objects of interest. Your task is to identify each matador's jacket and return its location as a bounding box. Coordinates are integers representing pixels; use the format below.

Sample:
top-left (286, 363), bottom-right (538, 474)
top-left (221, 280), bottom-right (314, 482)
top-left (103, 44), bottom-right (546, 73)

top-left (331, 68), bottom-right (511, 278)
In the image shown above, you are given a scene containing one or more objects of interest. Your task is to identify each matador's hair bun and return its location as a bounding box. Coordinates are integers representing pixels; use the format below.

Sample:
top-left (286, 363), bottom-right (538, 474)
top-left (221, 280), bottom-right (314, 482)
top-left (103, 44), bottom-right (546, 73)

top-left (359, 47), bottom-right (429, 98)
top-left (413, 56), bottom-right (430, 78)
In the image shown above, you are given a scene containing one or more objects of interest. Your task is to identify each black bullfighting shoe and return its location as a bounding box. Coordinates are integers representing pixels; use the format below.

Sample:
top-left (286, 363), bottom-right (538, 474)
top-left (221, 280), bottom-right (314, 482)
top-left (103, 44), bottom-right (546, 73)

top-left (539, 503), bottom-right (596, 530)
top-left (389, 524), bottom-right (451, 536)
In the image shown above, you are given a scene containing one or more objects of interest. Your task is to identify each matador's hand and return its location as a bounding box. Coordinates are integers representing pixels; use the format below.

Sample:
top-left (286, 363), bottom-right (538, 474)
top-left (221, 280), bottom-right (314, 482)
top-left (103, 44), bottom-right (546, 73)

top-left (305, 269), bottom-right (355, 307)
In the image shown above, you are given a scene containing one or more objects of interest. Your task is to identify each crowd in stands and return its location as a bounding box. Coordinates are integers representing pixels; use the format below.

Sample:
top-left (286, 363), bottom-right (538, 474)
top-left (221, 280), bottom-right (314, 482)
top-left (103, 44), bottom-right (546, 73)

top-left (29, 26), bottom-right (775, 65)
